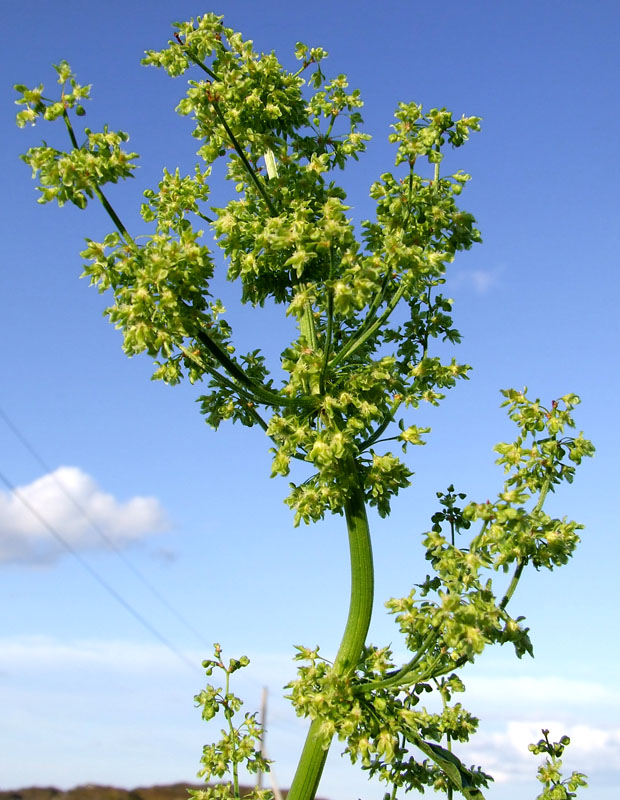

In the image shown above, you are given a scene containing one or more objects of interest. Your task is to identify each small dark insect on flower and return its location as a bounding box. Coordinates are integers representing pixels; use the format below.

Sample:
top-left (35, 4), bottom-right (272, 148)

top-left (205, 83), bottom-right (220, 103)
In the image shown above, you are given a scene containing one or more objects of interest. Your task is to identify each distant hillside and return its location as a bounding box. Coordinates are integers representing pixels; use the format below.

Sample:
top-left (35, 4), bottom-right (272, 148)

top-left (0, 784), bottom-right (298, 800)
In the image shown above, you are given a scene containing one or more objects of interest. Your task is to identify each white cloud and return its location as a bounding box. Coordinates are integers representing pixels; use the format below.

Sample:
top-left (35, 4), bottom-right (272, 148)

top-left (465, 719), bottom-right (620, 786)
top-left (0, 466), bottom-right (170, 564)
top-left (448, 265), bottom-right (503, 294)
top-left (443, 673), bottom-right (620, 786)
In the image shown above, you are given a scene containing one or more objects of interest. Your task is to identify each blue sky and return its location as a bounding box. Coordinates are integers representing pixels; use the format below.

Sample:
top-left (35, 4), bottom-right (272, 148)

top-left (2, 1), bottom-right (619, 798)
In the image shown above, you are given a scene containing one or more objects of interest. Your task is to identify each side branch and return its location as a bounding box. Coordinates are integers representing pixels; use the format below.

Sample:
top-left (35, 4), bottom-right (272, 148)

top-left (209, 100), bottom-right (278, 216)
top-left (354, 627), bottom-right (440, 694)
top-left (499, 560), bottom-right (525, 611)
top-left (330, 281), bottom-right (407, 368)
top-left (187, 320), bottom-right (316, 411)
top-left (499, 478), bottom-right (552, 611)
top-left (62, 109), bottom-right (136, 247)
top-left (177, 38), bottom-right (278, 216)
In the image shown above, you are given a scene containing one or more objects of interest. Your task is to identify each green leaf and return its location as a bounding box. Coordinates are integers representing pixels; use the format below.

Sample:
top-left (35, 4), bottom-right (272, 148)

top-left (403, 726), bottom-right (487, 798)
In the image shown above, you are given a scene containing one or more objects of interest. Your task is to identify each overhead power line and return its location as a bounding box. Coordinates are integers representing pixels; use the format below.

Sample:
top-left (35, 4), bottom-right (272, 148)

top-left (0, 465), bottom-right (199, 673)
top-left (0, 404), bottom-right (210, 650)
top-left (0, 405), bottom-right (210, 673)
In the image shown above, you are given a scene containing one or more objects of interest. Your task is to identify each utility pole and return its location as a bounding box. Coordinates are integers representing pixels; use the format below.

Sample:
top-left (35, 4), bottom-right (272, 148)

top-left (257, 686), bottom-right (267, 790)
top-left (257, 686), bottom-right (283, 800)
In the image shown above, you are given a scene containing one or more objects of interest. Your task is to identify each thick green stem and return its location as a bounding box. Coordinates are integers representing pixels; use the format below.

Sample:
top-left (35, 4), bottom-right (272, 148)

top-left (287, 460), bottom-right (374, 800)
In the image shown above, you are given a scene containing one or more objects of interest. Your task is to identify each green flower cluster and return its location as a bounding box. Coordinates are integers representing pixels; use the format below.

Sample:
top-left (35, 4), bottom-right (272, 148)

top-left (192, 645), bottom-right (272, 800)
top-left (16, 62), bottom-right (136, 209)
top-left (141, 165), bottom-right (212, 234)
top-left (15, 15), bottom-right (481, 527)
top-left (286, 390), bottom-right (592, 798)
top-left (15, 60), bottom-right (90, 127)
top-left (465, 390), bottom-right (594, 571)
top-left (20, 124), bottom-right (137, 209)
top-left (80, 227), bottom-right (221, 363)
top-left (13, 14), bottom-right (479, 523)
top-left (529, 730), bottom-right (588, 799)
top-left (286, 646), bottom-right (489, 798)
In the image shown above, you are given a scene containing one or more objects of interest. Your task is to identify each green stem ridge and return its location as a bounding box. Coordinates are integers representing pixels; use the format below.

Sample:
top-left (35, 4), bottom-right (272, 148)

top-left (287, 459), bottom-right (374, 800)
top-left (301, 298), bottom-right (319, 353)
top-left (334, 467), bottom-right (375, 672)
top-left (319, 290), bottom-right (334, 395)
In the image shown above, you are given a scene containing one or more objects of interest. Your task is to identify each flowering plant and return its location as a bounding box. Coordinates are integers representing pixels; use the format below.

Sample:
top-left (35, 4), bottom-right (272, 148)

top-left (16, 15), bottom-right (592, 800)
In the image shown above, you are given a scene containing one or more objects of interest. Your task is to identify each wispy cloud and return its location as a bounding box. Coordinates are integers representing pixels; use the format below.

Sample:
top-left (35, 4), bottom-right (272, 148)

top-left (0, 634), bottom-right (193, 673)
top-left (0, 467), bottom-right (170, 565)
top-left (469, 268), bottom-right (501, 293)
top-left (449, 265), bottom-right (503, 294)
